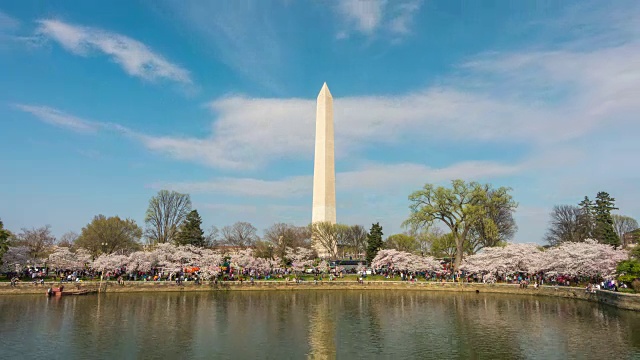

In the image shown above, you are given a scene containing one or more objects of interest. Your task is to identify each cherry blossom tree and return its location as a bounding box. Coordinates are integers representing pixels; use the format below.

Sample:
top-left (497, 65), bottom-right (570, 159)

top-left (47, 246), bottom-right (91, 270)
top-left (316, 260), bottom-right (330, 273)
top-left (198, 249), bottom-right (223, 280)
top-left (461, 240), bottom-right (628, 279)
top-left (541, 239), bottom-right (627, 278)
top-left (371, 249), bottom-right (441, 272)
top-left (461, 243), bottom-right (543, 275)
top-left (92, 253), bottom-right (129, 273)
top-left (126, 250), bottom-right (155, 273)
top-left (0, 246), bottom-right (30, 272)
top-left (286, 247), bottom-right (314, 273)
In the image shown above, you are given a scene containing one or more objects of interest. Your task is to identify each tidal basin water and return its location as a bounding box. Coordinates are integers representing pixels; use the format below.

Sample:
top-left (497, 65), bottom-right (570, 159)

top-left (1, 291), bottom-right (639, 359)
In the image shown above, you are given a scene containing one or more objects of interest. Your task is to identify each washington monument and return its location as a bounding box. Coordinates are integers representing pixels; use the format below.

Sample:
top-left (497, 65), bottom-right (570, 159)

top-left (312, 83), bottom-right (336, 257)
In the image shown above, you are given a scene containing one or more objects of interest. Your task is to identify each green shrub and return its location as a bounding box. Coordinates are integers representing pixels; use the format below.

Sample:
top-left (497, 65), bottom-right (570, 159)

top-left (617, 259), bottom-right (640, 284)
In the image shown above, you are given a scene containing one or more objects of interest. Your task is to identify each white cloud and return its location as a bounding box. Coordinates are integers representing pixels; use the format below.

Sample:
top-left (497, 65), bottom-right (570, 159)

top-left (13, 104), bottom-right (100, 133)
top-left (36, 19), bottom-right (192, 85)
top-left (150, 160), bottom-right (521, 198)
top-left (336, 0), bottom-right (386, 35)
top-left (19, 23), bottom-right (640, 171)
top-left (334, 0), bottom-right (422, 39)
top-left (388, 0), bottom-right (422, 35)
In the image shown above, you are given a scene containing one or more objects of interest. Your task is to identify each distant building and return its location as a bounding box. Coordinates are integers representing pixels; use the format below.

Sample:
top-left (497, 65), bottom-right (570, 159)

top-left (622, 229), bottom-right (640, 248)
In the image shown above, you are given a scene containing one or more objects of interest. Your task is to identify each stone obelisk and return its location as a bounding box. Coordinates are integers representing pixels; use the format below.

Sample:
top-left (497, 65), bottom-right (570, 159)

top-left (312, 83), bottom-right (336, 257)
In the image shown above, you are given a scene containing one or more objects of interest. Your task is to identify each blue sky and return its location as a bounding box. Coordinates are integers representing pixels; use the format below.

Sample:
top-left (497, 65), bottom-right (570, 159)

top-left (1, 1), bottom-right (639, 242)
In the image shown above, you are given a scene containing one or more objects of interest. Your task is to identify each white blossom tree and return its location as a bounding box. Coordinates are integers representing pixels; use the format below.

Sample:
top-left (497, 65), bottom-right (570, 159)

top-left (371, 249), bottom-right (441, 272)
top-left (540, 239), bottom-right (627, 278)
top-left (286, 247), bottom-right (314, 273)
top-left (92, 253), bottom-right (129, 273)
top-left (47, 246), bottom-right (91, 270)
top-left (461, 243), bottom-right (543, 275)
top-left (0, 246), bottom-right (30, 272)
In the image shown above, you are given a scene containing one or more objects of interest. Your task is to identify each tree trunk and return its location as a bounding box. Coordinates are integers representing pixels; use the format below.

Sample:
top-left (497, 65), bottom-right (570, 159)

top-left (454, 235), bottom-right (464, 270)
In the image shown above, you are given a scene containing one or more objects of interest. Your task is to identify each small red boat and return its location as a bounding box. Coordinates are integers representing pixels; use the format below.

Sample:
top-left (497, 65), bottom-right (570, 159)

top-left (46, 286), bottom-right (96, 296)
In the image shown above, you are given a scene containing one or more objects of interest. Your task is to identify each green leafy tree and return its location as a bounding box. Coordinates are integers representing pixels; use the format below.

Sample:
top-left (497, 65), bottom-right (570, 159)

top-left (429, 232), bottom-right (457, 259)
top-left (76, 215), bottom-right (143, 258)
top-left (404, 180), bottom-right (516, 269)
top-left (144, 190), bottom-right (192, 244)
top-left (0, 220), bottom-right (12, 266)
top-left (630, 243), bottom-right (640, 260)
top-left (617, 259), bottom-right (640, 286)
top-left (593, 192), bottom-right (619, 247)
top-left (365, 223), bottom-right (384, 264)
top-left (175, 210), bottom-right (206, 247)
top-left (385, 233), bottom-right (419, 253)
top-left (468, 187), bottom-right (517, 253)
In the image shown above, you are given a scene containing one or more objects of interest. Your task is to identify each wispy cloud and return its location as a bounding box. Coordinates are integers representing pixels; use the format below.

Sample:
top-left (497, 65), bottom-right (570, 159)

top-left (388, 0), bottom-right (422, 35)
top-left (334, 0), bottom-right (423, 40)
top-left (13, 104), bottom-right (101, 133)
top-left (0, 10), bottom-right (19, 31)
top-left (336, 0), bottom-right (386, 35)
top-left (150, 160), bottom-right (521, 198)
top-left (153, 2), bottom-right (285, 91)
top-left (36, 19), bottom-right (192, 85)
top-left (18, 20), bottom-right (640, 171)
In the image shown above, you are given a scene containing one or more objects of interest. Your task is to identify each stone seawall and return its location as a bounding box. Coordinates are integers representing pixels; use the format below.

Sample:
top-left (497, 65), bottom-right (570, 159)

top-left (1, 280), bottom-right (638, 311)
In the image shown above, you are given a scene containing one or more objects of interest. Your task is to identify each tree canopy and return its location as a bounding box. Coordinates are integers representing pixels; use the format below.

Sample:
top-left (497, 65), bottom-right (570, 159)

top-left (175, 210), bottom-right (206, 247)
top-left (546, 192), bottom-right (622, 247)
top-left (0, 220), bottom-right (12, 266)
top-left (13, 225), bottom-right (56, 261)
top-left (220, 222), bottom-right (259, 247)
top-left (594, 192), bottom-right (619, 247)
top-left (310, 221), bottom-right (341, 259)
top-left (75, 215), bottom-right (142, 258)
top-left (385, 233), bottom-right (419, 253)
top-left (366, 223), bottom-right (384, 264)
top-left (404, 180), bottom-right (516, 269)
top-left (144, 190), bottom-right (192, 244)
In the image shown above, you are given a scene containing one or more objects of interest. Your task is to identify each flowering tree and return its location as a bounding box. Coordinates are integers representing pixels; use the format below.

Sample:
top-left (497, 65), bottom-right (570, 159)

top-left (126, 250), bottom-right (155, 273)
top-left (541, 239), bottom-right (627, 278)
top-left (0, 246), bottom-right (30, 272)
top-left (47, 246), bottom-right (91, 270)
top-left (316, 260), bottom-right (330, 273)
top-left (461, 240), bottom-right (628, 280)
top-left (198, 249), bottom-right (223, 280)
top-left (92, 253), bottom-right (129, 273)
top-left (286, 247), bottom-right (314, 273)
top-left (371, 249), bottom-right (441, 272)
top-left (230, 248), bottom-right (255, 270)
top-left (461, 243), bottom-right (543, 275)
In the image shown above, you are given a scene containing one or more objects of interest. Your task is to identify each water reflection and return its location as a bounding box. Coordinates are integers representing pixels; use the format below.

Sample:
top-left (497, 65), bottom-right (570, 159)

top-left (0, 291), bottom-right (638, 359)
top-left (307, 292), bottom-right (336, 359)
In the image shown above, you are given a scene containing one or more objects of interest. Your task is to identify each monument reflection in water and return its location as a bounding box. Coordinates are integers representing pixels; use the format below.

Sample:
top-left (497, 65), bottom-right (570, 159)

top-left (0, 291), bottom-right (639, 359)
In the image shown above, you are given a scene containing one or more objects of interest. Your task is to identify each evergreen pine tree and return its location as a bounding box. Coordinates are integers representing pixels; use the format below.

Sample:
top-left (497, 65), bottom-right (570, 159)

top-left (365, 222), bottom-right (384, 264)
top-left (175, 210), bottom-right (206, 247)
top-left (577, 196), bottom-right (594, 239)
top-left (593, 192), bottom-right (619, 247)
